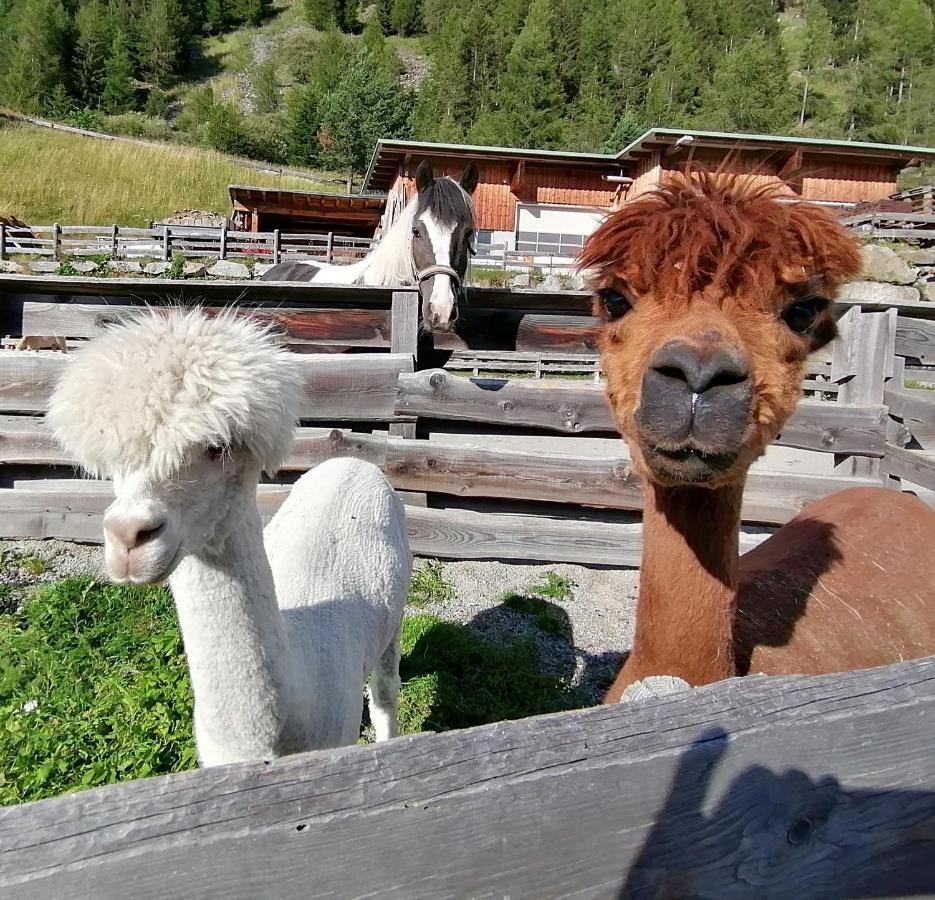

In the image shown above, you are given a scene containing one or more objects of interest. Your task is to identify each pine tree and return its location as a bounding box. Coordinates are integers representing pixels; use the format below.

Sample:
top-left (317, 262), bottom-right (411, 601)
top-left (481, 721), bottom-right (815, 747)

top-left (101, 28), bottom-right (137, 112)
top-left (317, 49), bottom-right (411, 171)
top-left (138, 0), bottom-right (183, 88)
top-left (302, 0), bottom-right (352, 30)
top-left (204, 101), bottom-right (253, 156)
top-left (0, 0), bottom-right (71, 113)
top-left (391, 0), bottom-right (421, 36)
top-left (285, 84), bottom-right (322, 165)
top-left (797, 0), bottom-right (836, 127)
top-left (252, 58), bottom-right (279, 113)
top-left (481, 0), bottom-right (565, 148)
top-left (375, 0), bottom-right (393, 32)
top-left (75, 0), bottom-right (113, 106)
top-left (695, 34), bottom-right (797, 132)
top-left (310, 22), bottom-right (351, 89)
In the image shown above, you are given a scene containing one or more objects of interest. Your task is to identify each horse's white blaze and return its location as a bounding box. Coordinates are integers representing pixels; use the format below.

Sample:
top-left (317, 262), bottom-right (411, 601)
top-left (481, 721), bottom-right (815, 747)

top-left (419, 208), bottom-right (457, 324)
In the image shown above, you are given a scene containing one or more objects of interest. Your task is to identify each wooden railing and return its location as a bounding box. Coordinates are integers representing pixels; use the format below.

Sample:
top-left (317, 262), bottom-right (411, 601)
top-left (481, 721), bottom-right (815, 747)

top-left (0, 656), bottom-right (933, 897)
top-left (841, 209), bottom-right (935, 242)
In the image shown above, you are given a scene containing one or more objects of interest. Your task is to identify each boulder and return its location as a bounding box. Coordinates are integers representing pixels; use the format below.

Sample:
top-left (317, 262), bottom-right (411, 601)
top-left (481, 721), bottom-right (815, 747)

top-left (0, 260), bottom-right (24, 273)
top-left (110, 260), bottom-right (142, 274)
top-left (860, 244), bottom-right (917, 284)
top-left (920, 280), bottom-right (935, 303)
top-left (72, 261), bottom-right (99, 274)
top-left (207, 260), bottom-right (250, 279)
top-left (839, 280), bottom-right (920, 304)
top-left (252, 263), bottom-right (277, 278)
top-left (510, 272), bottom-right (531, 288)
top-left (183, 261), bottom-right (209, 278)
top-left (896, 248), bottom-right (935, 267)
top-left (539, 273), bottom-right (566, 292)
top-left (29, 260), bottom-right (59, 273)
top-left (143, 261), bottom-right (171, 276)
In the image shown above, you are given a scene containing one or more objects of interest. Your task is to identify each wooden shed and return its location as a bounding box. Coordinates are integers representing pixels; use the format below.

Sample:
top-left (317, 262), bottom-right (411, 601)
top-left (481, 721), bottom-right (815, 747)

top-left (363, 131), bottom-right (935, 255)
top-left (229, 185), bottom-right (386, 238)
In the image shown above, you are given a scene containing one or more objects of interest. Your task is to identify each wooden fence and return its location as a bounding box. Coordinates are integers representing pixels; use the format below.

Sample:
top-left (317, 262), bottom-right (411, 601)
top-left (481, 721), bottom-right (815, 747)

top-left (840, 209), bottom-right (935, 242)
top-left (0, 656), bottom-right (933, 898)
top-left (3, 274), bottom-right (935, 564)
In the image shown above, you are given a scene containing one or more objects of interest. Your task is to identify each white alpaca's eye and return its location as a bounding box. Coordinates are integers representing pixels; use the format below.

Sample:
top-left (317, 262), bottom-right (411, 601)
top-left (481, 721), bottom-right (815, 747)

top-left (204, 445), bottom-right (226, 461)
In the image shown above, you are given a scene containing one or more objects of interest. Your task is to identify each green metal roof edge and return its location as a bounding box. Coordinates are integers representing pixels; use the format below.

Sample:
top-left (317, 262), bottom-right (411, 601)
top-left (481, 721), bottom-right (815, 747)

top-left (615, 128), bottom-right (935, 161)
top-left (361, 140), bottom-right (618, 191)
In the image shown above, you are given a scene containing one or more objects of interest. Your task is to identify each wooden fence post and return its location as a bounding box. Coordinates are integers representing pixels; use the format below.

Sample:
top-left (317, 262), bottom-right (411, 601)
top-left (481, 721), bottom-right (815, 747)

top-left (162, 226), bottom-right (171, 261)
top-left (0, 223), bottom-right (6, 261)
top-left (832, 306), bottom-right (896, 479)
top-left (326, 232), bottom-right (334, 264)
top-left (273, 229), bottom-right (281, 265)
top-left (390, 290), bottom-right (420, 440)
top-left (501, 245), bottom-right (508, 271)
top-left (52, 223), bottom-right (61, 260)
top-left (219, 222), bottom-right (227, 260)
top-left (111, 224), bottom-right (119, 258)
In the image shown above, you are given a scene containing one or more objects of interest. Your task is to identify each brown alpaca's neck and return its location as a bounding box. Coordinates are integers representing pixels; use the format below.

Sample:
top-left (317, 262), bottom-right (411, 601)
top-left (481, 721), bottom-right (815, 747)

top-left (622, 482), bottom-right (742, 692)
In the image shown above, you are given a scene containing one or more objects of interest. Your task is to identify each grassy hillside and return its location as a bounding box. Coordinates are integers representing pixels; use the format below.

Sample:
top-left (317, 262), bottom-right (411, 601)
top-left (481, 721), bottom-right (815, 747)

top-left (0, 122), bottom-right (336, 226)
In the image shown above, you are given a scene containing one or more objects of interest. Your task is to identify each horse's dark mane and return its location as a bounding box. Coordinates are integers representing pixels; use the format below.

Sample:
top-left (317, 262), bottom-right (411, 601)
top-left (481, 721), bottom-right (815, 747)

top-left (416, 177), bottom-right (474, 228)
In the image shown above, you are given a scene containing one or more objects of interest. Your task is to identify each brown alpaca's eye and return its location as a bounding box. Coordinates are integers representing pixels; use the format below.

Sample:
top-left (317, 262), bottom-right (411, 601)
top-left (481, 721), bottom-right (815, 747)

top-left (600, 288), bottom-right (632, 320)
top-left (784, 297), bottom-right (829, 335)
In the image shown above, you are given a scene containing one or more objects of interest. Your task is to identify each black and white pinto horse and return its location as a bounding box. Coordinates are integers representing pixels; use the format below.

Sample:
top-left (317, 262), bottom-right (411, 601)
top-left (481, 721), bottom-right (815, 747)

top-left (260, 160), bottom-right (478, 331)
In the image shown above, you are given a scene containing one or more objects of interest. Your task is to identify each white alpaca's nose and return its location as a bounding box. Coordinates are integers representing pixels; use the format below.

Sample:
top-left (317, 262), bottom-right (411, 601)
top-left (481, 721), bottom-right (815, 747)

top-left (104, 511), bottom-right (167, 551)
top-left (103, 503), bottom-right (174, 583)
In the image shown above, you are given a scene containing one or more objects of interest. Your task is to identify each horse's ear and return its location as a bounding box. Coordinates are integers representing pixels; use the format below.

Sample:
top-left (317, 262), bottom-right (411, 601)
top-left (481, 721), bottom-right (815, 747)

top-left (415, 160), bottom-right (434, 193)
top-left (460, 162), bottom-right (479, 195)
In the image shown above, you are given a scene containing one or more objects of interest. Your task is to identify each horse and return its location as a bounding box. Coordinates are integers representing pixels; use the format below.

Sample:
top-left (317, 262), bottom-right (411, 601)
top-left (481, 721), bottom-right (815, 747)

top-left (260, 161), bottom-right (478, 332)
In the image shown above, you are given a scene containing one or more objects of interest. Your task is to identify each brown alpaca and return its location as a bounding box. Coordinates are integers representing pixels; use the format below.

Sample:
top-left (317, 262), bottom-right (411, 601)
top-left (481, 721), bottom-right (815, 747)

top-left (14, 335), bottom-right (67, 352)
top-left (579, 172), bottom-right (935, 700)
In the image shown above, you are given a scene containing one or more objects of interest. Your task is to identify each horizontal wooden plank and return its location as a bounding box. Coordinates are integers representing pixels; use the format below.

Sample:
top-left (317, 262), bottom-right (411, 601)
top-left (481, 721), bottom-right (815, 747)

top-left (0, 419), bottom-right (879, 525)
top-left (896, 316), bottom-right (935, 364)
top-left (396, 370), bottom-right (886, 453)
top-left (0, 482), bottom-right (767, 563)
top-left (0, 351), bottom-right (412, 420)
top-left (0, 657), bottom-right (932, 898)
top-left (884, 383), bottom-right (935, 424)
top-left (882, 443), bottom-right (935, 492)
top-left (19, 302), bottom-right (393, 348)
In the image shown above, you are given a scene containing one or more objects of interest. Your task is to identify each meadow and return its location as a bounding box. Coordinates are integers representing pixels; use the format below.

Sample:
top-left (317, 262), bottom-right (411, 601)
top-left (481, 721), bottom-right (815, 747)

top-left (0, 122), bottom-right (337, 226)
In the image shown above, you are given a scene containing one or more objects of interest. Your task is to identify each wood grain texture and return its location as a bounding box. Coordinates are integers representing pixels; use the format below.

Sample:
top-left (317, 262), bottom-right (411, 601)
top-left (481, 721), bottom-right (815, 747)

top-left (0, 351), bottom-right (413, 421)
top-left (395, 369), bottom-right (887, 453)
top-left (19, 301), bottom-right (394, 349)
top-left (0, 658), bottom-right (932, 899)
top-left (896, 316), bottom-right (935, 365)
top-left (882, 443), bottom-right (935, 491)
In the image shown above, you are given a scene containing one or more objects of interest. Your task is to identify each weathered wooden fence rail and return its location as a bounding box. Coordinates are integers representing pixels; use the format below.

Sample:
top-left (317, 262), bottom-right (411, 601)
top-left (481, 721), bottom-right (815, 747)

top-left (0, 656), bottom-right (933, 898)
top-left (1, 274), bottom-right (933, 564)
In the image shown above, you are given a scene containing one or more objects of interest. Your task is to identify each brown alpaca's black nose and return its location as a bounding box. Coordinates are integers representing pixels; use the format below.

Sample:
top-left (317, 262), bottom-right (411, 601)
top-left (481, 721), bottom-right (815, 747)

top-left (637, 341), bottom-right (752, 451)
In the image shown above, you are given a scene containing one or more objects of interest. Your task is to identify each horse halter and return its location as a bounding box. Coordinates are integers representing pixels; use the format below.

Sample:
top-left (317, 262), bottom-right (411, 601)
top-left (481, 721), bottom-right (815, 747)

top-left (416, 264), bottom-right (464, 298)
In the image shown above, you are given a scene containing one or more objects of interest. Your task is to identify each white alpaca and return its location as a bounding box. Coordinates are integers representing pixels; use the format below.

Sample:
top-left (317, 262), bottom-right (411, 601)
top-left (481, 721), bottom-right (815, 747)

top-left (48, 309), bottom-right (412, 766)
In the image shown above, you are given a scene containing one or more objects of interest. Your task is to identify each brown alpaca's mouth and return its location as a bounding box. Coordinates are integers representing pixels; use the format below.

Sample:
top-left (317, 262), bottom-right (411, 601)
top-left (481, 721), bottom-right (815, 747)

top-left (643, 444), bottom-right (740, 484)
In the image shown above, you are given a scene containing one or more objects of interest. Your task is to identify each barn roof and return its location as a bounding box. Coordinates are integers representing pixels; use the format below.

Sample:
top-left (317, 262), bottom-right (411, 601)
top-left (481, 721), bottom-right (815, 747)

top-left (362, 131), bottom-right (935, 192)
top-left (229, 185), bottom-right (386, 228)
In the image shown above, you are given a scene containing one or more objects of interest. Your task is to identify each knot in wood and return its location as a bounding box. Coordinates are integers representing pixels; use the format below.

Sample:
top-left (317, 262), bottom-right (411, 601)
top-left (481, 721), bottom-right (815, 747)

top-left (429, 372), bottom-right (446, 389)
top-left (329, 429), bottom-right (343, 443)
top-left (819, 429), bottom-right (836, 449)
top-left (426, 457), bottom-right (437, 469)
top-left (499, 399), bottom-right (515, 413)
top-left (786, 817), bottom-right (814, 846)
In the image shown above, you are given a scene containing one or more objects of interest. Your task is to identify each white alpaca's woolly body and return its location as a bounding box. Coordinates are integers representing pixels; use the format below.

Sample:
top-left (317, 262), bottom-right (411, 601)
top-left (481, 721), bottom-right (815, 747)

top-left (49, 309), bottom-right (412, 765)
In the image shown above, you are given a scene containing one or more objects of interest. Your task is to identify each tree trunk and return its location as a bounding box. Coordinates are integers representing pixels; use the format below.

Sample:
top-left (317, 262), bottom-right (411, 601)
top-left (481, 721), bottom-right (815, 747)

top-left (799, 69), bottom-right (810, 127)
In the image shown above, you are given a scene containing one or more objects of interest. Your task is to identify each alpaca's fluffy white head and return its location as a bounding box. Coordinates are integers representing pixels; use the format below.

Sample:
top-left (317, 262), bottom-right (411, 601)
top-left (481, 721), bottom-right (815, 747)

top-left (47, 308), bottom-right (304, 479)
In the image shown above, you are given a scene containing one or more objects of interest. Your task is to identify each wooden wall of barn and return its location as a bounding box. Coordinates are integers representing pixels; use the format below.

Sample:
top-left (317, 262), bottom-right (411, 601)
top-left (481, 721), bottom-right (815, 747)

top-left (390, 160), bottom-right (616, 232)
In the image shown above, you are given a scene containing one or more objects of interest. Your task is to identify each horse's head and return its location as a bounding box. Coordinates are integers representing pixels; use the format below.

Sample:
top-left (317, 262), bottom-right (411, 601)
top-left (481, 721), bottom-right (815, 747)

top-left (410, 160), bottom-right (478, 331)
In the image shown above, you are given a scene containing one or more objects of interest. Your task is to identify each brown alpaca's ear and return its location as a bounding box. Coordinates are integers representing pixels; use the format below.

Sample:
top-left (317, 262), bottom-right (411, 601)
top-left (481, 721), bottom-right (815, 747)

top-left (784, 203), bottom-right (862, 288)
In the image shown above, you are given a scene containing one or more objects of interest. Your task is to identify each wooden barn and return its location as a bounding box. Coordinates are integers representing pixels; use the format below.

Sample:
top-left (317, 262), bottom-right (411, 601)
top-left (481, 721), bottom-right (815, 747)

top-left (362, 130), bottom-right (935, 256)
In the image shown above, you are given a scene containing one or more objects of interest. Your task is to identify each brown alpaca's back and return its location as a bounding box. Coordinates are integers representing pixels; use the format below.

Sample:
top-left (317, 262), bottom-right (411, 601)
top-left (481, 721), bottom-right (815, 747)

top-left (736, 487), bottom-right (935, 677)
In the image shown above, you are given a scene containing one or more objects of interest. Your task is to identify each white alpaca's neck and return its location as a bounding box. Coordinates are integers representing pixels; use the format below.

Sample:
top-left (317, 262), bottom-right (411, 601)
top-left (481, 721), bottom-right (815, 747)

top-left (169, 504), bottom-right (300, 764)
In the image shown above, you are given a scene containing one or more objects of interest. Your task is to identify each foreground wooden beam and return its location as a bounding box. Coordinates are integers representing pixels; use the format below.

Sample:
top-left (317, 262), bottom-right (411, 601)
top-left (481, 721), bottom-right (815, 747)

top-left (0, 658), bottom-right (932, 898)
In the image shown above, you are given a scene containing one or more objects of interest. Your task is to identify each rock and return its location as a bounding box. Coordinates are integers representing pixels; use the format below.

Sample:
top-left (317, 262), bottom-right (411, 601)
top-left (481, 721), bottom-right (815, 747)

top-left (896, 248), bottom-right (935, 267)
top-left (207, 260), bottom-right (250, 279)
top-left (0, 260), bottom-right (24, 273)
top-left (510, 272), bottom-right (531, 288)
top-left (920, 280), bottom-right (935, 303)
top-left (539, 273), bottom-right (566, 292)
top-left (110, 260), bottom-right (142, 274)
top-left (72, 261), bottom-right (99, 274)
top-left (29, 260), bottom-right (60, 273)
top-left (143, 261), bottom-right (171, 276)
top-left (860, 244), bottom-right (917, 284)
top-left (183, 261), bottom-right (209, 278)
top-left (839, 280), bottom-right (920, 304)
top-left (252, 263), bottom-right (277, 279)
top-left (572, 270), bottom-right (592, 291)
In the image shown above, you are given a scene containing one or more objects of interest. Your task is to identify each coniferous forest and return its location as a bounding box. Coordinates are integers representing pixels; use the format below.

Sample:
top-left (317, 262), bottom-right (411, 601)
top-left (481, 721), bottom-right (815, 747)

top-left (0, 0), bottom-right (932, 174)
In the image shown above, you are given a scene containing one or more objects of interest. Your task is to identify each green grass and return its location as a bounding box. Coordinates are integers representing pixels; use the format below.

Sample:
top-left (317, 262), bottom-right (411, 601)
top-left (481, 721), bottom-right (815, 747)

top-left (0, 122), bottom-right (337, 226)
top-left (407, 559), bottom-right (454, 607)
top-left (529, 571), bottom-right (575, 602)
top-left (498, 593), bottom-right (569, 637)
top-left (16, 555), bottom-right (50, 577)
top-left (0, 575), bottom-right (585, 805)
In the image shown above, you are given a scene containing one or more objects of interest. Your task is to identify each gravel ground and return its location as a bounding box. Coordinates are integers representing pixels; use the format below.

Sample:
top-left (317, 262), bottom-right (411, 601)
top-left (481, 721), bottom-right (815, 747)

top-left (0, 540), bottom-right (637, 704)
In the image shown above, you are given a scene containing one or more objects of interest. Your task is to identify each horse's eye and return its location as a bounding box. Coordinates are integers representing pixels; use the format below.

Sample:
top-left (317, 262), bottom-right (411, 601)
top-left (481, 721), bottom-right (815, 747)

top-left (600, 288), bottom-right (632, 320)
top-left (411, 227), bottom-right (421, 239)
top-left (784, 297), bottom-right (829, 334)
